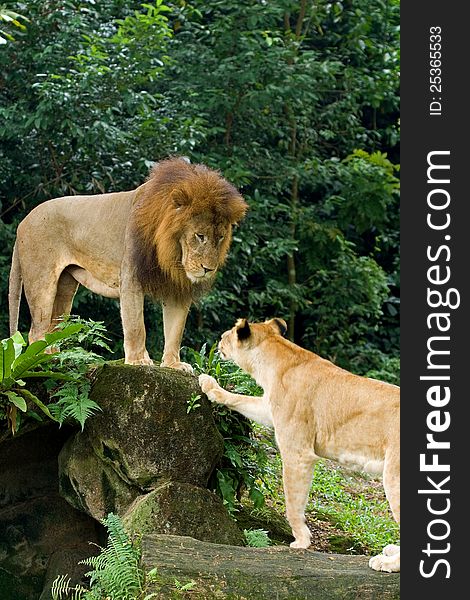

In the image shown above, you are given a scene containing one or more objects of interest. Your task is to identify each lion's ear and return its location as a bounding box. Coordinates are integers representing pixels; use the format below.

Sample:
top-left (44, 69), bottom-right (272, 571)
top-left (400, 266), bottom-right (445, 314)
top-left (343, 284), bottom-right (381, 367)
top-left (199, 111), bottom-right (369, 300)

top-left (267, 318), bottom-right (287, 337)
top-left (171, 188), bottom-right (190, 208)
top-left (229, 195), bottom-right (248, 225)
top-left (235, 318), bottom-right (251, 341)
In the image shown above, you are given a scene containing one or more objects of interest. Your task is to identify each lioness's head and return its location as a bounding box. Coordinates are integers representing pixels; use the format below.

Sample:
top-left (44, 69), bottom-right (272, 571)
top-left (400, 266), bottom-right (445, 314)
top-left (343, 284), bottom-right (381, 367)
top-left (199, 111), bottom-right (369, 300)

top-left (218, 318), bottom-right (288, 363)
top-left (133, 158), bottom-right (248, 297)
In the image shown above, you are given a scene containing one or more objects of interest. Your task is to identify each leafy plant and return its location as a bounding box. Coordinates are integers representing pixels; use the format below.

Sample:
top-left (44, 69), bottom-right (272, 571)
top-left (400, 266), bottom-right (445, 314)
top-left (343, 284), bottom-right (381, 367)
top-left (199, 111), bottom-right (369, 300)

top-left (0, 317), bottom-right (109, 434)
top-left (0, 324), bottom-right (83, 433)
top-left (186, 392), bottom-right (201, 414)
top-left (189, 344), bottom-right (267, 513)
top-left (173, 578), bottom-right (197, 592)
top-left (0, 5), bottom-right (28, 44)
top-left (51, 513), bottom-right (147, 600)
top-left (244, 528), bottom-right (271, 548)
top-left (49, 381), bottom-right (100, 432)
top-left (45, 316), bottom-right (114, 430)
top-left (51, 513), bottom-right (171, 600)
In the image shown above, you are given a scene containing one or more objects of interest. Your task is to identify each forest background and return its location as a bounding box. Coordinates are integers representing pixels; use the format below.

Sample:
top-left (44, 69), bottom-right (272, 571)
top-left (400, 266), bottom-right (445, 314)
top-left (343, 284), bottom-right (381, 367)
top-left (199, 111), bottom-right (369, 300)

top-left (0, 0), bottom-right (400, 383)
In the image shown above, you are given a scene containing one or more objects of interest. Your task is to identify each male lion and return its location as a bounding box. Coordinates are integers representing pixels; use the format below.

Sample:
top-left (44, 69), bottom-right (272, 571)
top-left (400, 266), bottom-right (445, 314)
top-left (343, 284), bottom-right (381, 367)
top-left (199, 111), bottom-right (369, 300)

top-left (9, 158), bottom-right (247, 369)
top-left (199, 318), bottom-right (400, 572)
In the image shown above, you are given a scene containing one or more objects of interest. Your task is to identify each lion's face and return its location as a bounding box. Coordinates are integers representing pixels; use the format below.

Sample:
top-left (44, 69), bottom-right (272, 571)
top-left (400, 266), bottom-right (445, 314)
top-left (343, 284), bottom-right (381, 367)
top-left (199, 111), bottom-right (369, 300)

top-left (132, 158), bottom-right (248, 298)
top-left (179, 216), bottom-right (231, 283)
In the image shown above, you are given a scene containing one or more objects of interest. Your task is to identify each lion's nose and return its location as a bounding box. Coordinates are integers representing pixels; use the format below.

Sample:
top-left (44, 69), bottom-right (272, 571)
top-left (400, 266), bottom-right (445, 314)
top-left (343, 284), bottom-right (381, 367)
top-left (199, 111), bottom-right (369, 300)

top-left (202, 265), bottom-right (215, 275)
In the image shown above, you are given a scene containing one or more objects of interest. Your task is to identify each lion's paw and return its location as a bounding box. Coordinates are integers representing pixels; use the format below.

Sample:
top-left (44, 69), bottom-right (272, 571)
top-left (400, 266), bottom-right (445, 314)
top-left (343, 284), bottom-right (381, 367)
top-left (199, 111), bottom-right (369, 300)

top-left (289, 527), bottom-right (311, 550)
top-left (290, 541), bottom-right (310, 550)
top-left (198, 374), bottom-right (219, 396)
top-left (126, 357), bottom-right (154, 366)
top-left (161, 360), bottom-right (194, 373)
top-left (383, 544), bottom-right (400, 557)
top-left (369, 547), bottom-right (400, 573)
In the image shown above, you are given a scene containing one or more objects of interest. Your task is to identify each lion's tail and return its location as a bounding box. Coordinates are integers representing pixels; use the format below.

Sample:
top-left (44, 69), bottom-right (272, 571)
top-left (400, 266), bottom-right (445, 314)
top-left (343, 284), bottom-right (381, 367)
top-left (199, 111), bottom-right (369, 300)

top-left (9, 242), bottom-right (23, 336)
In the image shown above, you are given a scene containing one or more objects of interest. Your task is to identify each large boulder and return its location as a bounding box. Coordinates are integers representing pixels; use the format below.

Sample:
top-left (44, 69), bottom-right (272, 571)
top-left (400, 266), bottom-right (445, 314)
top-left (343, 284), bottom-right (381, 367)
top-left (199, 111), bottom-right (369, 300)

top-left (85, 363), bottom-right (224, 488)
top-left (124, 482), bottom-right (244, 546)
top-left (58, 364), bottom-right (240, 544)
top-left (142, 535), bottom-right (400, 600)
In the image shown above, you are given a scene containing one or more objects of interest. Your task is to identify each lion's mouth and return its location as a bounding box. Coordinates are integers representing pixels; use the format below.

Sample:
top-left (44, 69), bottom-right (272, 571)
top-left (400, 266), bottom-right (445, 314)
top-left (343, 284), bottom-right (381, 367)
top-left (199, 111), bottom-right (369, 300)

top-left (186, 270), bottom-right (216, 283)
top-left (218, 343), bottom-right (228, 360)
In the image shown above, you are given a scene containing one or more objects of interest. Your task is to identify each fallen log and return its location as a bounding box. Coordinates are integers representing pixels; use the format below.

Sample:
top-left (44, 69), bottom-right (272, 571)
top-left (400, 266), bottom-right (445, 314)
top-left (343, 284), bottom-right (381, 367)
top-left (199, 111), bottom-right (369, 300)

top-left (142, 534), bottom-right (400, 599)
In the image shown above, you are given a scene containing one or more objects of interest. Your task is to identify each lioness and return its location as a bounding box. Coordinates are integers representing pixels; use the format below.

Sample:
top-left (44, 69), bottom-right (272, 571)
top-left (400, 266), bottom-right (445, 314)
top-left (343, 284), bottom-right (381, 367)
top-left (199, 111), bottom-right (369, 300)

top-left (199, 318), bottom-right (400, 572)
top-left (9, 158), bottom-right (247, 369)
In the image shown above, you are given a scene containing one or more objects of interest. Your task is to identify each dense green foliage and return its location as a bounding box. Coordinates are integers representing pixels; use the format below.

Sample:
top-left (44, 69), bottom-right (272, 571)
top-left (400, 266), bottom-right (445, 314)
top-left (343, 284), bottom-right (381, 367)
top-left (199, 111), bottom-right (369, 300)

top-left (0, 318), bottom-right (109, 435)
top-left (0, 0), bottom-right (399, 379)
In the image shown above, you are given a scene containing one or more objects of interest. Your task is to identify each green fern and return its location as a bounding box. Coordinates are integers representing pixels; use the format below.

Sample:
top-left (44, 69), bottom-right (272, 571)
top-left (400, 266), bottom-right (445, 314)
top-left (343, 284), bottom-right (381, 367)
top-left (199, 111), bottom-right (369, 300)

top-left (244, 528), bottom-right (271, 548)
top-left (84, 514), bottom-right (144, 599)
top-left (56, 315), bottom-right (114, 354)
top-left (49, 381), bottom-right (101, 431)
top-left (52, 513), bottom-right (145, 600)
top-left (51, 574), bottom-right (88, 600)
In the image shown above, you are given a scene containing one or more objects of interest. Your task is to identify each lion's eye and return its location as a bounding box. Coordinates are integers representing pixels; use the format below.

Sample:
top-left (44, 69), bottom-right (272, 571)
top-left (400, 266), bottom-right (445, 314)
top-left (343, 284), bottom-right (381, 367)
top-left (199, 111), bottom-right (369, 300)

top-left (219, 235), bottom-right (225, 243)
top-left (195, 233), bottom-right (206, 243)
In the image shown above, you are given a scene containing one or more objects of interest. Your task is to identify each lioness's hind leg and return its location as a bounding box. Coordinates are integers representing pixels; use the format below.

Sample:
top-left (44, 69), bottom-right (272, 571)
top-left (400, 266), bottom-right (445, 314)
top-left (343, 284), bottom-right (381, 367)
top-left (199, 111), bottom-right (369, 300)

top-left (383, 444), bottom-right (400, 524)
top-left (369, 444), bottom-right (400, 572)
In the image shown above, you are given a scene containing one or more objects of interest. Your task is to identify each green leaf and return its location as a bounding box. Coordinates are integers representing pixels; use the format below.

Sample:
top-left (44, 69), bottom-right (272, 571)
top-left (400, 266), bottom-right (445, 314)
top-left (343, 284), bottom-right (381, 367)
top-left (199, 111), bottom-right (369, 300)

top-left (44, 323), bottom-right (83, 346)
top-left (18, 388), bottom-right (57, 421)
top-left (3, 391), bottom-right (27, 412)
top-left (20, 370), bottom-right (78, 381)
top-left (11, 331), bottom-right (27, 358)
top-left (11, 353), bottom-right (55, 380)
top-left (1, 338), bottom-right (15, 381)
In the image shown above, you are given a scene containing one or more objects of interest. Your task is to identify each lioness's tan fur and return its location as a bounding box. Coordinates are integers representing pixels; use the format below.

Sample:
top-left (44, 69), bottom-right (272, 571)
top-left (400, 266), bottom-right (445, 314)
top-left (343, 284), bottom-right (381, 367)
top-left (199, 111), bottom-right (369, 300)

top-left (9, 158), bottom-right (247, 368)
top-left (199, 318), bottom-right (400, 572)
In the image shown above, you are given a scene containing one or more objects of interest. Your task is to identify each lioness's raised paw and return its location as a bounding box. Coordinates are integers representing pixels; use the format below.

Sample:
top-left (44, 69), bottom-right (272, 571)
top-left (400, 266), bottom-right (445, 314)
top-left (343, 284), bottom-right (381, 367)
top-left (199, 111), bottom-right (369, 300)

top-left (198, 374), bottom-right (220, 396)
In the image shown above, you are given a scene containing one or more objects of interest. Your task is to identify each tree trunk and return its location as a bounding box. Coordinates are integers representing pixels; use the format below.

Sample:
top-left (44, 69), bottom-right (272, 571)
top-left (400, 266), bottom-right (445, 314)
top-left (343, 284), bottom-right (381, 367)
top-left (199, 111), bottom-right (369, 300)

top-left (285, 1), bottom-right (307, 341)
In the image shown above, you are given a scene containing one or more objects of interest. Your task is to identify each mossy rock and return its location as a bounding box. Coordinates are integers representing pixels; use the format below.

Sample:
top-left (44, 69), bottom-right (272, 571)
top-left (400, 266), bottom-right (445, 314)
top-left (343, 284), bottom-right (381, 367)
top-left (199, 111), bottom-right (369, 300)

top-left (59, 432), bottom-right (141, 520)
top-left (58, 363), bottom-right (244, 548)
top-left (59, 363), bottom-right (225, 521)
top-left (86, 363), bottom-right (224, 489)
top-left (124, 481), bottom-right (245, 546)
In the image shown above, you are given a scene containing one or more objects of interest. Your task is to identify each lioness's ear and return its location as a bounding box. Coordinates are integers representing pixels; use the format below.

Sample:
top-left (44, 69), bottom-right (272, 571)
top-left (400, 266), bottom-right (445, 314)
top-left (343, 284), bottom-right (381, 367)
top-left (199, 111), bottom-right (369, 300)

top-left (235, 318), bottom-right (251, 341)
top-left (171, 188), bottom-right (190, 208)
top-left (267, 318), bottom-right (287, 337)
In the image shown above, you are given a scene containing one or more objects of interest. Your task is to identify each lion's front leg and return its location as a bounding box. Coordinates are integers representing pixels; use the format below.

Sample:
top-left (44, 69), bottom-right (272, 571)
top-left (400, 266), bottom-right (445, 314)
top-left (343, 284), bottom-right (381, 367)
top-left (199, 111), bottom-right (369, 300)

top-left (199, 375), bottom-right (273, 427)
top-left (120, 281), bottom-right (153, 366)
top-left (161, 301), bottom-right (193, 372)
top-left (277, 445), bottom-right (318, 550)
